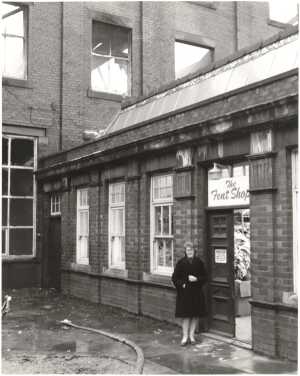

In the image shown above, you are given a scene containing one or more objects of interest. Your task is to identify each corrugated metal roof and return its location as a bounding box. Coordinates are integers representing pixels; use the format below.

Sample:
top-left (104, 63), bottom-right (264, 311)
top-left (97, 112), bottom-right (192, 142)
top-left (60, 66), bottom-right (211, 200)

top-left (105, 32), bottom-right (298, 136)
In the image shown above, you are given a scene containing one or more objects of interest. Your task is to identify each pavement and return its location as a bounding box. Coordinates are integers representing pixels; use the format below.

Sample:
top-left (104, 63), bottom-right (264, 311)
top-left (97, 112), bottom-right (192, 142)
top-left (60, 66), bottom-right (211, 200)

top-left (2, 289), bottom-right (297, 374)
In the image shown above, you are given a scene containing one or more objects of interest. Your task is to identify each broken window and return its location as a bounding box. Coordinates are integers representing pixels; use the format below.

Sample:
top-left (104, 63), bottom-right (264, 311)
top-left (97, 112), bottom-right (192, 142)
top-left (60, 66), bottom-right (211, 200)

top-left (1, 2), bottom-right (27, 79)
top-left (1, 135), bottom-right (36, 257)
top-left (175, 41), bottom-right (213, 79)
top-left (91, 21), bottom-right (130, 96)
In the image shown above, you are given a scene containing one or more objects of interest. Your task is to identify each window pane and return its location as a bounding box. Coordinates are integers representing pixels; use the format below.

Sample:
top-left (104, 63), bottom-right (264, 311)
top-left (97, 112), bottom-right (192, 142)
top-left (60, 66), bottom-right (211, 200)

top-left (165, 239), bottom-right (173, 267)
top-left (2, 138), bottom-right (8, 165)
top-left (155, 238), bottom-right (164, 267)
top-left (154, 206), bottom-right (161, 235)
top-left (10, 199), bottom-right (33, 226)
top-left (11, 169), bottom-right (33, 196)
top-left (79, 211), bottom-right (88, 236)
top-left (11, 139), bottom-right (34, 166)
top-left (111, 236), bottom-right (124, 266)
top-left (10, 228), bottom-right (33, 255)
top-left (175, 41), bottom-right (212, 79)
top-left (92, 21), bottom-right (110, 55)
top-left (111, 26), bottom-right (129, 58)
top-left (2, 198), bottom-right (8, 226)
top-left (162, 206), bottom-right (170, 235)
top-left (2, 36), bottom-right (25, 79)
top-left (2, 168), bottom-right (8, 195)
top-left (91, 55), bottom-right (128, 95)
top-left (2, 7), bottom-right (24, 36)
top-left (2, 229), bottom-right (7, 254)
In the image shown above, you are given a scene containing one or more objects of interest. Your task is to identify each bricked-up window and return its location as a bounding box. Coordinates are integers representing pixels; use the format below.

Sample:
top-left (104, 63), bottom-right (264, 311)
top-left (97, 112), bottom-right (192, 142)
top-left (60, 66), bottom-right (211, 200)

top-left (150, 175), bottom-right (174, 275)
top-left (91, 21), bottom-right (130, 96)
top-left (109, 182), bottom-right (125, 269)
top-left (50, 194), bottom-right (61, 216)
top-left (175, 41), bottom-right (213, 79)
top-left (292, 150), bottom-right (298, 293)
top-left (2, 135), bottom-right (36, 256)
top-left (76, 189), bottom-right (89, 265)
top-left (1, 2), bottom-right (27, 79)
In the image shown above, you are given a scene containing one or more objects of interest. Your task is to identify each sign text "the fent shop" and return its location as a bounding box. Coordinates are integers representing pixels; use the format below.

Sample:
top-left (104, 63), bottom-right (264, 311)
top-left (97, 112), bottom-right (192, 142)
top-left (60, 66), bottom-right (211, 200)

top-left (208, 176), bottom-right (249, 207)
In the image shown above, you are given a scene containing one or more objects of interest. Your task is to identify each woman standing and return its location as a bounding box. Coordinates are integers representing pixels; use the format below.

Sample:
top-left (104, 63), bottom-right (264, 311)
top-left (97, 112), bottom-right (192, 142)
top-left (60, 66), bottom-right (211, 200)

top-left (172, 241), bottom-right (207, 346)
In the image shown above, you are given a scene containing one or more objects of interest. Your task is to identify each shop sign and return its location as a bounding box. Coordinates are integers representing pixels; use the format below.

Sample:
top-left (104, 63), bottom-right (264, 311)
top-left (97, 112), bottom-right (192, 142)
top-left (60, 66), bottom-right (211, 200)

top-left (215, 248), bottom-right (227, 264)
top-left (208, 176), bottom-right (249, 207)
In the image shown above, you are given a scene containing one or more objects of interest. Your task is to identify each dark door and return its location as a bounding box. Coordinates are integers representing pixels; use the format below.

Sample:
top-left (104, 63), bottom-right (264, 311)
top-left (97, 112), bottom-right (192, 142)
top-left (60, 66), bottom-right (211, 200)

top-left (207, 210), bottom-right (235, 337)
top-left (47, 217), bottom-right (61, 290)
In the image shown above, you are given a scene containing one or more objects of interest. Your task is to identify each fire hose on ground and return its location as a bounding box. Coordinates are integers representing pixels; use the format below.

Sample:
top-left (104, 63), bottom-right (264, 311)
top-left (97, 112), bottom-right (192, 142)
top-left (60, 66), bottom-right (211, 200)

top-left (59, 319), bottom-right (144, 374)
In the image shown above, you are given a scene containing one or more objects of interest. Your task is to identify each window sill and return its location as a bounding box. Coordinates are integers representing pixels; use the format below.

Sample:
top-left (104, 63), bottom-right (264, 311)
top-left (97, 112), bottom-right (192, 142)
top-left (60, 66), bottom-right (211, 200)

top-left (143, 272), bottom-right (173, 287)
top-left (2, 255), bottom-right (38, 263)
top-left (267, 19), bottom-right (289, 29)
top-left (2, 77), bottom-right (33, 89)
top-left (87, 88), bottom-right (124, 102)
top-left (70, 262), bottom-right (91, 272)
top-left (101, 267), bottom-right (128, 279)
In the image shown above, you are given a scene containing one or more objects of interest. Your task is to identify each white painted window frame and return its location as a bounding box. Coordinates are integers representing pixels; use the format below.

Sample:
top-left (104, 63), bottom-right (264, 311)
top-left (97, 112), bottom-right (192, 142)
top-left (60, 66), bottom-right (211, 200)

top-left (108, 182), bottom-right (126, 270)
top-left (50, 194), bottom-right (61, 216)
top-left (150, 174), bottom-right (174, 276)
top-left (292, 149), bottom-right (298, 294)
top-left (76, 188), bottom-right (89, 265)
top-left (2, 135), bottom-right (37, 257)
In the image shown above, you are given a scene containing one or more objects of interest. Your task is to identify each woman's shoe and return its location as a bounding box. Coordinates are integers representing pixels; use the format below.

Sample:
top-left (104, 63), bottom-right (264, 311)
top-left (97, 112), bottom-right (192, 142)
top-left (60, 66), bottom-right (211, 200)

top-left (181, 338), bottom-right (188, 346)
top-left (190, 338), bottom-right (196, 345)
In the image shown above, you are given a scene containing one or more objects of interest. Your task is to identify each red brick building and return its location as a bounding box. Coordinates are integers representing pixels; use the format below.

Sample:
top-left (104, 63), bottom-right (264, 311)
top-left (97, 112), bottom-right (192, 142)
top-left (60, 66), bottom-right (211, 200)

top-left (2, 2), bottom-right (298, 362)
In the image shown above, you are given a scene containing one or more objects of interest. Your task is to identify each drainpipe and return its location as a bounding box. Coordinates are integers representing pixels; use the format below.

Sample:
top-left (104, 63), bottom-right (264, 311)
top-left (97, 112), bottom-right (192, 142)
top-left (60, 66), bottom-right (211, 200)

top-left (234, 1), bottom-right (238, 52)
top-left (139, 1), bottom-right (143, 96)
top-left (59, 2), bottom-right (64, 151)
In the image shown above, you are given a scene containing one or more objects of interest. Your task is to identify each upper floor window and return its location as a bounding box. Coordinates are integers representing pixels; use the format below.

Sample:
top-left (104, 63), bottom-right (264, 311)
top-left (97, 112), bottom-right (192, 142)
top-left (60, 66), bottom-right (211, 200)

top-left (50, 194), bottom-right (61, 216)
top-left (91, 21), bottom-right (130, 96)
top-left (2, 135), bottom-right (36, 257)
top-left (1, 2), bottom-right (27, 79)
top-left (76, 189), bottom-right (89, 265)
top-left (175, 41), bottom-right (213, 79)
top-left (150, 174), bottom-right (174, 275)
top-left (109, 182), bottom-right (125, 269)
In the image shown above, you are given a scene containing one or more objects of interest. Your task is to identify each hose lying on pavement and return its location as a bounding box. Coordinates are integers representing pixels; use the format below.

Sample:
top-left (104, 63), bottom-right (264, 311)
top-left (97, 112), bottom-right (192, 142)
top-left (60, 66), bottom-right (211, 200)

top-left (59, 319), bottom-right (144, 374)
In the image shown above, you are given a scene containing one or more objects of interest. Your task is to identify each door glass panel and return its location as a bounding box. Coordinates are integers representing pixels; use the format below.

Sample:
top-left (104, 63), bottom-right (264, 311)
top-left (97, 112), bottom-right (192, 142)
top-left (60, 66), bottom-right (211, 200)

top-left (165, 239), bottom-right (173, 267)
top-left (2, 168), bottom-right (8, 195)
top-left (10, 199), bottom-right (33, 226)
top-left (2, 198), bottom-right (8, 226)
top-left (2, 138), bottom-right (8, 165)
top-left (10, 169), bottom-right (33, 196)
top-left (11, 139), bottom-right (34, 166)
top-left (2, 228), bottom-right (7, 254)
top-left (162, 206), bottom-right (169, 235)
top-left (10, 228), bottom-right (33, 255)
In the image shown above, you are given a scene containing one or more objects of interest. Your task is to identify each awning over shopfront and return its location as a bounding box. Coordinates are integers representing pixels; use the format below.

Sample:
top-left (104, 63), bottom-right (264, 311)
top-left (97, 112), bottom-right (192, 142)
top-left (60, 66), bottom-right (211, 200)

top-left (106, 30), bottom-right (298, 135)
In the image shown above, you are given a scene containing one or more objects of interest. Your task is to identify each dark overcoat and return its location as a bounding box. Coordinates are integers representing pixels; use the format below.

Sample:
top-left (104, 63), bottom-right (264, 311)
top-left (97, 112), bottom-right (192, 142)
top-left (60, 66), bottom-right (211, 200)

top-left (172, 256), bottom-right (207, 318)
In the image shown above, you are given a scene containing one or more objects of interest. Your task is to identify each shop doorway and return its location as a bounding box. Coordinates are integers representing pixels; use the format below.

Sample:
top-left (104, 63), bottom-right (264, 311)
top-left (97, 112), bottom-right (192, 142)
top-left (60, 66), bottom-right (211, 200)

top-left (207, 209), bottom-right (252, 345)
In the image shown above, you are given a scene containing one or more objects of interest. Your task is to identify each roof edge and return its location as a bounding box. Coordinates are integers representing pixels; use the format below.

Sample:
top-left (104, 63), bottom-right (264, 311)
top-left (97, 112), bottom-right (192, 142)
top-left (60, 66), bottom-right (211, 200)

top-left (121, 24), bottom-right (298, 110)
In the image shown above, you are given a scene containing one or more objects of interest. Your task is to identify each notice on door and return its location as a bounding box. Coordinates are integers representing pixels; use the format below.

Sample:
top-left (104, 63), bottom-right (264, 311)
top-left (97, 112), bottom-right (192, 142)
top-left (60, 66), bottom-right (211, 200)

top-left (215, 248), bottom-right (227, 264)
top-left (208, 176), bottom-right (249, 207)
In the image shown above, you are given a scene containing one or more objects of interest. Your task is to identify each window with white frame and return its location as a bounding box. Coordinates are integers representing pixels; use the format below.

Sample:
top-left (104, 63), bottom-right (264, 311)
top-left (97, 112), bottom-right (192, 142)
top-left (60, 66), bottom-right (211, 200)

top-left (2, 135), bottom-right (36, 256)
top-left (91, 21), bottom-right (130, 95)
top-left (50, 194), bottom-right (61, 216)
top-left (109, 182), bottom-right (125, 269)
top-left (1, 2), bottom-right (27, 79)
top-left (292, 149), bottom-right (298, 294)
top-left (175, 41), bottom-right (213, 79)
top-left (76, 189), bottom-right (89, 265)
top-left (150, 174), bottom-right (174, 275)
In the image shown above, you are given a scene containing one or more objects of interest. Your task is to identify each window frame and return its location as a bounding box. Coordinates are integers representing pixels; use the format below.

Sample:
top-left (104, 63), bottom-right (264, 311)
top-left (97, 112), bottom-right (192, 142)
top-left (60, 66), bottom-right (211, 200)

top-left (90, 20), bottom-right (131, 97)
top-left (1, 2), bottom-right (28, 80)
top-left (150, 174), bottom-right (174, 276)
top-left (2, 134), bottom-right (37, 257)
top-left (292, 149), bottom-right (298, 294)
top-left (50, 193), bottom-right (61, 216)
top-left (108, 182), bottom-right (126, 270)
top-left (76, 188), bottom-right (89, 265)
